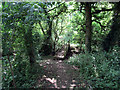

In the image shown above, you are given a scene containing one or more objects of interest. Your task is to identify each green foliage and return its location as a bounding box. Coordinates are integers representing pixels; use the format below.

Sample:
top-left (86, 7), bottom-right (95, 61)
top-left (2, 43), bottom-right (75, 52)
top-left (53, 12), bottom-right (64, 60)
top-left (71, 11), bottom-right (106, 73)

top-left (67, 46), bottom-right (120, 88)
top-left (2, 2), bottom-right (119, 89)
top-left (2, 54), bottom-right (44, 88)
top-left (71, 11), bottom-right (86, 45)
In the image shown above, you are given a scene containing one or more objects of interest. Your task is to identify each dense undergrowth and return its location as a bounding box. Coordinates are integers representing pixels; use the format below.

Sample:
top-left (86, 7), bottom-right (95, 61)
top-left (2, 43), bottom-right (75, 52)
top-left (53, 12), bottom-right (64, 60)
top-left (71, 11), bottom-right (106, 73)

top-left (66, 46), bottom-right (120, 88)
top-left (2, 54), bottom-right (44, 88)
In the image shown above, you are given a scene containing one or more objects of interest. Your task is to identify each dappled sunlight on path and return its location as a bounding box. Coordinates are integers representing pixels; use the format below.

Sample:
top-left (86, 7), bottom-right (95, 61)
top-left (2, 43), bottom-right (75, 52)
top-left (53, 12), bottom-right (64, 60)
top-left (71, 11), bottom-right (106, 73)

top-left (36, 58), bottom-right (87, 89)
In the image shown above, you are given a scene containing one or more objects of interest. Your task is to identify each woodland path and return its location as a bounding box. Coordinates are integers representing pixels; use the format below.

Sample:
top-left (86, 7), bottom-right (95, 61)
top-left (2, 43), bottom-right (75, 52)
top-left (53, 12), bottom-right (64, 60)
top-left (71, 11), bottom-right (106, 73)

top-left (36, 56), bottom-right (88, 89)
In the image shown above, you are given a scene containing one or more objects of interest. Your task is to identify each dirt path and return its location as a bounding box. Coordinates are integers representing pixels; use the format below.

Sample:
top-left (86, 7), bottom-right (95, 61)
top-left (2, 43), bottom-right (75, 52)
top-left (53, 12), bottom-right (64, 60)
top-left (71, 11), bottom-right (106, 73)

top-left (36, 57), bottom-right (87, 89)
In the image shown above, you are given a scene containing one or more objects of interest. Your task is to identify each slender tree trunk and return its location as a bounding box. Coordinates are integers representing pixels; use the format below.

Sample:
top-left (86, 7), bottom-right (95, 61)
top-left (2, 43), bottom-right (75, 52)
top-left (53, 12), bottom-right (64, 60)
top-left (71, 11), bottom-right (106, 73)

top-left (41, 6), bottom-right (53, 55)
top-left (47, 19), bottom-right (52, 39)
top-left (8, 49), bottom-right (16, 88)
top-left (85, 2), bottom-right (92, 52)
top-left (64, 41), bottom-right (71, 59)
top-left (24, 27), bottom-right (35, 65)
top-left (45, 18), bottom-right (53, 55)
top-left (52, 42), bottom-right (56, 55)
top-left (39, 21), bottom-right (45, 35)
top-left (118, 39), bottom-right (120, 47)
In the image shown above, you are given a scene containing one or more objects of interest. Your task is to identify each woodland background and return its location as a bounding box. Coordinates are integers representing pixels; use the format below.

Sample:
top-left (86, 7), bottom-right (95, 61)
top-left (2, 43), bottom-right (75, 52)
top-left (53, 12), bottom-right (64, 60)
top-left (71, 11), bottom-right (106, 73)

top-left (1, 1), bottom-right (120, 89)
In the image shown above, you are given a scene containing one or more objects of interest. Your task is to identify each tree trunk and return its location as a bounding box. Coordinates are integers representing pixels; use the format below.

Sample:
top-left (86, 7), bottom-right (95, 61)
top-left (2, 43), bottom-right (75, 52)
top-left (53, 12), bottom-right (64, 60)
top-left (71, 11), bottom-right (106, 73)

top-left (52, 41), bottom-right (56, 55)
top-left (46, 19), bottom-right (53, 55)
top-left (64, 41), bottom-right (71, 59)
top-left (118, 39), bottom-right (120, 47)
top-left (24, 27), bottom-right (35, 65)
top-left (47, 19), bottom-right (52, 39)
top-left (103, 2), bottom-right (120, 52)
top-left (85, 2), bottom-right (92, 52)
top-left (40, 7), bottom-right (53, 55)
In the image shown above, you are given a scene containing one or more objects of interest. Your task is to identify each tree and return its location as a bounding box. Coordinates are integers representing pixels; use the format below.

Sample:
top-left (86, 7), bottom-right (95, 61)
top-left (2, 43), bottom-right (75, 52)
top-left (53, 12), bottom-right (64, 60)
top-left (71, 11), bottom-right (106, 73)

top-left (85, 2), bottom-right (92, 52)
top-left (103, 2), bottom-right (120, 52)
top-left (24, 26), bottom-right (35, 64)
top-left (2, 2), bottom-right (36, 64)
top-left (39, 2), bottom-right (67, 55)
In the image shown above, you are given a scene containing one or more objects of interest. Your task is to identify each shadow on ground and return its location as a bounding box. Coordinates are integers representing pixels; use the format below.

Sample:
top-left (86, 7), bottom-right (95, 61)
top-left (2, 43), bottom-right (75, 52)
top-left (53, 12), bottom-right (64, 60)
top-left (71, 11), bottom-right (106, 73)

top-left (35, 57), bottom-right (88, 89)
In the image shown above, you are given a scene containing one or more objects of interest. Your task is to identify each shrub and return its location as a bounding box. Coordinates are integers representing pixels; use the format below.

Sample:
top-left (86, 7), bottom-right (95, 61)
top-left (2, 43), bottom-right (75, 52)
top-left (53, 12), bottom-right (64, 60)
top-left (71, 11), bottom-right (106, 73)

top-left (2, 53), bottom-right (44, 88)
top-left (67, 46), bottom-right (120, 88)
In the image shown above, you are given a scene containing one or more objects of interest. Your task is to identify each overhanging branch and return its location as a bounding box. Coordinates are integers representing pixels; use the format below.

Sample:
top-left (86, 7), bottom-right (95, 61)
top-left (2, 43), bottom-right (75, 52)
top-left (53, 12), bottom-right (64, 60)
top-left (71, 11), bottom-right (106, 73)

top-left (47, 2), bottom-right (65, 12)
top-left (92, 20), bottom-right (106, 28)
top-left (92, 8), bottom-right (113, 14)
top-left (38, 21), bottom-right (45, 35)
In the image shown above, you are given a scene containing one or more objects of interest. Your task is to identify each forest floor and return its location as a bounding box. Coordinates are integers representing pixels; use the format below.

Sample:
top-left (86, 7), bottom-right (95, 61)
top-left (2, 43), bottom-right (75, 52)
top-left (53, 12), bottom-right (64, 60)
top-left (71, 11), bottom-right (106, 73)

top-left (35, 45), bottom-right (88, 89)
top-left (36, 58), bottom-right (87, 89)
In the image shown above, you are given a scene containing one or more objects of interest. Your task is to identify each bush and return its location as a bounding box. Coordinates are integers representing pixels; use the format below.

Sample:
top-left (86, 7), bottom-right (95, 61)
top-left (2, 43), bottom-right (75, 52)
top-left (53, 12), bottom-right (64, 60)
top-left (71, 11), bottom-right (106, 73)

top-left (67, 46), bottom-right (120, 88)
top-left (2, 53), bottom-right (44, 88)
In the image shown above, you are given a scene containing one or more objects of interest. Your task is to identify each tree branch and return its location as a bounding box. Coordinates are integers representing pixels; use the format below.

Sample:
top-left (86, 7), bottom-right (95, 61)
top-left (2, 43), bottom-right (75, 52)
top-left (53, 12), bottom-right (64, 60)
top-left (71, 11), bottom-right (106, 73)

top-left (92, 8), bottom-right (113, 14)
top-left (92, 20), bottom-right (106, 28)
top-left (51, 3), bottom-right (67, 19)
top-left (80, 24), bottom-right (86, 33)
top-left (38, 21), bottom-right (45, 35)
top-left (47, 2), bottom-right (65, 12)
top-left (52, 11), bottom-right (62, 18)
top-left (8, 48), bottom-right (16, 88)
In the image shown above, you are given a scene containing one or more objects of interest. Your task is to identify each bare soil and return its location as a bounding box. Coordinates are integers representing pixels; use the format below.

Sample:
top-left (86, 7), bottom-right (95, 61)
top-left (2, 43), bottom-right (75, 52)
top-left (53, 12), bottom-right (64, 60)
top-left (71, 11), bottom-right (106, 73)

top-left (35, 45), bottom-right (88, 89)
top-left (36, 57), bottom-right (87, 89)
